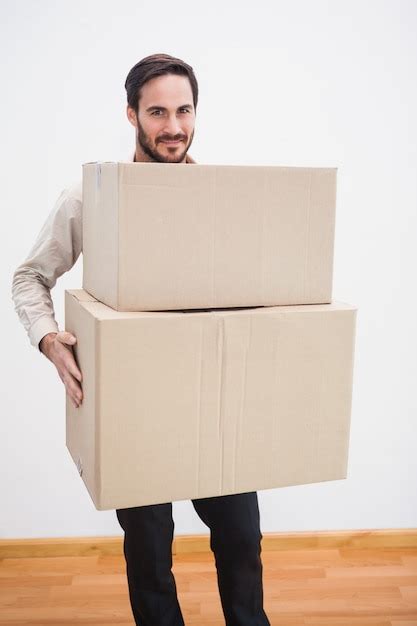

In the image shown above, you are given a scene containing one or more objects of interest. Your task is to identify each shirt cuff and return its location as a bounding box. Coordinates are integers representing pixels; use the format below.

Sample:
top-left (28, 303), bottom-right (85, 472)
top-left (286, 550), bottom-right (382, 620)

top-left (30, 316), bottom-right (60, 350)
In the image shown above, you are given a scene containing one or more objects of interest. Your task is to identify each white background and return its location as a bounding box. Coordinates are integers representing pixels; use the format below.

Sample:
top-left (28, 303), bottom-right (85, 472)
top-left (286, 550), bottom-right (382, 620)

top-left (1, 0), bottom-right (416, 539)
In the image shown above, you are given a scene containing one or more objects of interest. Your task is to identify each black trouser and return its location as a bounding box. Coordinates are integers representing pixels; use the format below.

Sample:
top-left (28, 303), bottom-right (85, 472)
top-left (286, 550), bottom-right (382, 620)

top-left (116, 491), bottom-right (271, 625)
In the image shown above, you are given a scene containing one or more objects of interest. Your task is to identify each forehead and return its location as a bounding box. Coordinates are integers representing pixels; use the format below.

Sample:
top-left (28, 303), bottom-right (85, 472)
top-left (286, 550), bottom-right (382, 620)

top-left (140, 74), bottom-right (193, 107)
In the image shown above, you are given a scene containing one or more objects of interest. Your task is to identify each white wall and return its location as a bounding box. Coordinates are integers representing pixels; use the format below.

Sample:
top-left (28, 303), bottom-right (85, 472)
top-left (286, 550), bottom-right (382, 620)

top-left (1, 0), bottom-right (416, 539)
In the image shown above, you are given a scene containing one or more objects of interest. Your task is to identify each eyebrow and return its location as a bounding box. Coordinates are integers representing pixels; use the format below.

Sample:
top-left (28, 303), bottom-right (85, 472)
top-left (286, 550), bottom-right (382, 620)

top-left (145, 104), bottom-right (193, 113)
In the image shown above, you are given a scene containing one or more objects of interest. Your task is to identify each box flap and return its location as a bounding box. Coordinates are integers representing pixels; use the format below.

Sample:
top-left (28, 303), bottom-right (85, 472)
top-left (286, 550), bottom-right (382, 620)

top-left (67, 289), bottom-right (98, 303)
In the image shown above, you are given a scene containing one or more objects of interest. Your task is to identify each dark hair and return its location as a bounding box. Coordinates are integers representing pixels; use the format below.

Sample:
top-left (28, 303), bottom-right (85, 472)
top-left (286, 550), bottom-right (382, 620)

top-left (125, 53), bottom-right (198, 113)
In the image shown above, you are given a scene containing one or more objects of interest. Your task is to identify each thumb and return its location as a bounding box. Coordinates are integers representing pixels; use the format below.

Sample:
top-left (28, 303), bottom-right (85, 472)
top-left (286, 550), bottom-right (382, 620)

top-left (56, 331), bottom-right (77, 345)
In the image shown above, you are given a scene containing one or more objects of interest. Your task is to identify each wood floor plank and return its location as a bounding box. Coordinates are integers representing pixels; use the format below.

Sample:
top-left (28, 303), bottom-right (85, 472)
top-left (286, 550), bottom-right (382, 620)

top-left (1, 541), bottom-right (417, 624)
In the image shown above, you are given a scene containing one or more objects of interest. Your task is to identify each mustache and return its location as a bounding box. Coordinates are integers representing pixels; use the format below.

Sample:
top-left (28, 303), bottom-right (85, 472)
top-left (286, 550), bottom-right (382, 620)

top-left (157, 134), bottom-right (187, 142)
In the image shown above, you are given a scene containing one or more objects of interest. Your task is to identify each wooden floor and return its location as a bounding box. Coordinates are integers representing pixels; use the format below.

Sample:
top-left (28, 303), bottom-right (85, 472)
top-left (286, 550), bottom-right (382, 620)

top-left (1, 544), bottom-right (417, 625)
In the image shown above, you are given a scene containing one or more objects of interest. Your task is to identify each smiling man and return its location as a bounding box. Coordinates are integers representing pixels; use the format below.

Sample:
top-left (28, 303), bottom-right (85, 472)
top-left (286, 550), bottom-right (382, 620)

top-left (11, 53), bottom-right (271, 626)
top-left (127, 70), bottom-right (196, 164)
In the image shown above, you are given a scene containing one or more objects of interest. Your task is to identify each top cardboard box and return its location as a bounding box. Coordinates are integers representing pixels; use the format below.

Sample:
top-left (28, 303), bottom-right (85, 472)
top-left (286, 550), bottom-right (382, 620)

top-left (82, 162), bottom-right (336, 311)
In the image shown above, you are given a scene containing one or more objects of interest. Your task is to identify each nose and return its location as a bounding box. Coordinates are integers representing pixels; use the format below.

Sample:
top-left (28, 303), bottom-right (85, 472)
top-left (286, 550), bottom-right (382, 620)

top-left (163, 114), bottom-right (182, 136)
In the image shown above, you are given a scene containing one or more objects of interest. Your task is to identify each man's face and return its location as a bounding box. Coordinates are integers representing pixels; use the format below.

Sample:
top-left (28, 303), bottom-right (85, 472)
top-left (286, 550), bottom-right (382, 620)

top-left (127, 73), bottom-right (196, 163)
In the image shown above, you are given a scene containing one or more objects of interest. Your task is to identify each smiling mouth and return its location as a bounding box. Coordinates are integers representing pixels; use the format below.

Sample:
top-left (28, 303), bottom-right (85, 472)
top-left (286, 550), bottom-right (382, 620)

top-left (159, 139), bottom-right (184, 144)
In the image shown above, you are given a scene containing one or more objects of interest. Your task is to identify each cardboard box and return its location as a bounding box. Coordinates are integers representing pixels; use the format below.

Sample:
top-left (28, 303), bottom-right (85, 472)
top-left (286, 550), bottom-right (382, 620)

top-left (65, 289), bottom-right (357, 511)
top-left (82, 162), bottom-right (337, 311)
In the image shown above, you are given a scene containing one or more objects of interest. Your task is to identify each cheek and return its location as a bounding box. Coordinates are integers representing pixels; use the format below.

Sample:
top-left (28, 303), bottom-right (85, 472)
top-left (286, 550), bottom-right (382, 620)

top-left (184, 118), bottom-right (195, 134)
top-left (150, 121), bottom-right (167, 140)
top-left (139, 117), bottom-right (158, 137)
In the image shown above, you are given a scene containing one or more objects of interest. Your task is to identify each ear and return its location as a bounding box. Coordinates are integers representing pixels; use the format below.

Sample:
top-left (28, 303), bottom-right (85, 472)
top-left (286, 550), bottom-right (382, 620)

top-left (126, 105), bottom-right (138, 128)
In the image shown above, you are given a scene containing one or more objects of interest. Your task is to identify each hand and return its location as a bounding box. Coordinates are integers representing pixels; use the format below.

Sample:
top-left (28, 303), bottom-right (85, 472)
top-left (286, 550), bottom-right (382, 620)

top-left (40, 331), bottom-right (83, 409)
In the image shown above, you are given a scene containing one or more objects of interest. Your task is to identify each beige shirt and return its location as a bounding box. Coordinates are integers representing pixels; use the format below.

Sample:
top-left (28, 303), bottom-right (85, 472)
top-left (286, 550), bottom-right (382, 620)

top-left (12, 151), bottom-right (196, 350)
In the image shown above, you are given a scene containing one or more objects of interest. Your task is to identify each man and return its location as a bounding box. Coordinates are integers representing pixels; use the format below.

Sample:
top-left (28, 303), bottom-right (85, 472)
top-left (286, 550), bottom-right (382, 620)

top-left (12, 53), bottom-right (271, 626)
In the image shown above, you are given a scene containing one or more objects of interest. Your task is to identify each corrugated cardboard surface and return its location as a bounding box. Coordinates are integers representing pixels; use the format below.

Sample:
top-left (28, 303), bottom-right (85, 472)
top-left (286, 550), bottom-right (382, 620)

top-left (82, 163), bottom-right (337, 311)
top-left (65, 289), bottom-right (357, 511)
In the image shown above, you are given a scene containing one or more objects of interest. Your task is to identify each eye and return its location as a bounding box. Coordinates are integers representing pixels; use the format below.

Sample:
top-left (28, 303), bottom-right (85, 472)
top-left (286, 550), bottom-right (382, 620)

top-left (151, 110), bottom-right (162, 116)
top-left (180, 108), bottom-right (191, 113)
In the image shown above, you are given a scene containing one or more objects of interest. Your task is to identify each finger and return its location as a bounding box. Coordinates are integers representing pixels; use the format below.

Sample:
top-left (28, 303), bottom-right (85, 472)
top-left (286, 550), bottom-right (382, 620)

top-left (64, 373), bottom-right (83, 404)
top-left (69, 389), bottom-right (81, 408)
top-left (66, 388), bottom-right (79, 408)
top-left (55, 365), bottom-right (80, 406)
top-left (56, 331), bottom-right (77, 346)
top-left (66, 356), bottom-right (83, 382)
top-left (55, 341), bottom-right (81, 378)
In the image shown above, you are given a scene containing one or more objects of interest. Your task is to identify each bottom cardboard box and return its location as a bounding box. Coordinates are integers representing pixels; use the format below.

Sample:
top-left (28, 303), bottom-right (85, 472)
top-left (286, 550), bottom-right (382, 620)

top-left (65, 289), bottom-right (357, 511)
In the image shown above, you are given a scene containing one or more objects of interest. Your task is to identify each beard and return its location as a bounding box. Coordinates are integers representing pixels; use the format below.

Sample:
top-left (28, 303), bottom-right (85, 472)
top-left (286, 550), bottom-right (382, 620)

top-left (137, 117), bottom-right (194, 163)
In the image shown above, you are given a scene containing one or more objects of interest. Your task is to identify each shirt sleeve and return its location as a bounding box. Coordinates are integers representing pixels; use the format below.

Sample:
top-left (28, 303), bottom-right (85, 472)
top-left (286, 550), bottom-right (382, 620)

top-left (11, 183), bottom-right (82, 350)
